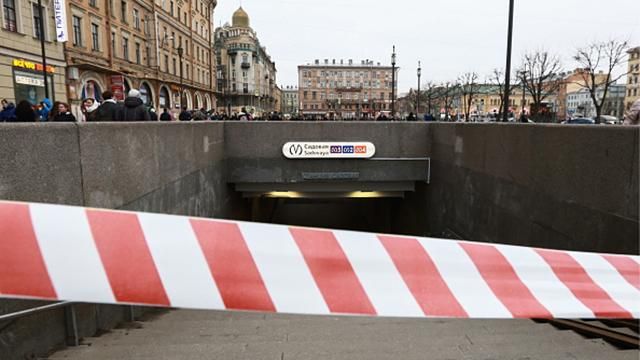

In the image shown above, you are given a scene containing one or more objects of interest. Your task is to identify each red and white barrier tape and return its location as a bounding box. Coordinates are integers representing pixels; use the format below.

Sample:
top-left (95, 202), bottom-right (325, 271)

top-left (0, 201), bottom-right (638, 319)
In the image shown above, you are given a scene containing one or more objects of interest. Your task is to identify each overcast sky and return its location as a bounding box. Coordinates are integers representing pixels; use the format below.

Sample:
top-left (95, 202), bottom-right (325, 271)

top-left (216, 0), bottom-right (640, 92)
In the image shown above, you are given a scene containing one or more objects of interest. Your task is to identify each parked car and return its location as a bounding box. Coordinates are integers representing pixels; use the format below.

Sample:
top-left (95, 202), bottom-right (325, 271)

top-left (595, 115), bottom-right (620, 124)
top-left (563, 118), bottom-right (595, 125)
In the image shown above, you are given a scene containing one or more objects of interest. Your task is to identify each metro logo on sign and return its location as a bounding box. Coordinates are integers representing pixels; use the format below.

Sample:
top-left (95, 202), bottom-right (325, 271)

top-left (355, 146), bottom-right (367, 154)
top-left (283, 142), bottom-right (376, 159)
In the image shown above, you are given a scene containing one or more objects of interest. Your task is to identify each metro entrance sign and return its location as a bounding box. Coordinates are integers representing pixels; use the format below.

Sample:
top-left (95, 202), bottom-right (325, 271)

top-left (283, 142), bottom-right (376, 159)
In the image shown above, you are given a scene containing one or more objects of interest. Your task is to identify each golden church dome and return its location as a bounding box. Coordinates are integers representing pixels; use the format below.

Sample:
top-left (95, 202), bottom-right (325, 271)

top-left (232, 7), bottom-right (250, 28)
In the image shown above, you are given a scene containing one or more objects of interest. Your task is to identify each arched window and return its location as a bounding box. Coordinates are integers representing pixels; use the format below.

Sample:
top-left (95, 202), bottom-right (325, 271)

top-left (82, 80), bottom-right (103, 101)
top-left (159, 86), bottom-right (170, 109)
top-left (140, 82), bottom-right (153, 106)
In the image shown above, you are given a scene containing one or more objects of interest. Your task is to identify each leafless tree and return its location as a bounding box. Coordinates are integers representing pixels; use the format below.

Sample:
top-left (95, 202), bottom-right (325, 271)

top-left (488, 69), bottom-right (514, 119)
top-left (518, 51), bottom-right (563, 118)
top-left (421, 81), bottom-right (438, 116)
top-left (434, 82), bottom-right (455, 121)
top-left (457, 72), bottom-right (479, 121)
top-left (573, 40), bottom-right (629, 123)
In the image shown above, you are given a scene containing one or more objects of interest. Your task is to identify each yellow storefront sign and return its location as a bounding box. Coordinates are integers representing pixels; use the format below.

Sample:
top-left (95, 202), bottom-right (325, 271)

top-left (12, 59), bottom-right (55, 74)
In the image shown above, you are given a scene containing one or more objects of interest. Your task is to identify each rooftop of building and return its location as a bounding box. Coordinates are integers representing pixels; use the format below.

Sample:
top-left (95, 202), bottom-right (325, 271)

top-left (300, 59), bottom-right (393, 69)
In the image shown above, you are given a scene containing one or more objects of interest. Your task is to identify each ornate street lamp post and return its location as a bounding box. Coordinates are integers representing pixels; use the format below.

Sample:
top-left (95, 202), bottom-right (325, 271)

top-left (520, 70), bottom-right (526, 122)
top-left (391, 46), bottom-right (397, 119)
top-left (177, 46), bottom-right (184, 109)
top-left (417, 61), bottom-right (422, 116)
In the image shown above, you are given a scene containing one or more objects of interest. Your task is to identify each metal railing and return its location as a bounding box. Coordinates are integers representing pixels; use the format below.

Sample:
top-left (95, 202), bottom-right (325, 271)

top-left (0, 301), bottom-right (137, 347)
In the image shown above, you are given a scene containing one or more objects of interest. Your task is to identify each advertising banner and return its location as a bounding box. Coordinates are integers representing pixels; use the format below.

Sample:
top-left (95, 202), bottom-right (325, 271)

top-left (53, 0), bottom-right (68, 42)
top-left (110, 75), bottom-right (125, 101)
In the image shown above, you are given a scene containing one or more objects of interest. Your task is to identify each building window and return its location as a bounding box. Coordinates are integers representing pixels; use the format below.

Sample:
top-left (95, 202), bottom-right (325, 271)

top-left (109, 0), bottom-right (113, 14)
top-left (164, 54), bottom-right (169, 72)
top-left (72, 16), bottom-right (82, 46)
top-left (172, 58), bottom-right (176, 75)
top-left (91, 23), bottom-right (99, 50)
top-left (146, 45), bottom-right (150, 66)
top-left (135, 42), bottom-right (140, 64)
top-left (111, 31), bottom-right (116, 54)
top-left (186, 64), bottom-right (189, 79)
top-left (171, 32), bottom-right (175, 47)
top-left (122, 37), bottom-right (128, 60)
top-left (32, 3), bottom-right (43, 39)
top-left (170, 1), bottom-right (174, 16)
top-left (3, 0), bottom-right (17, 32)
top-left (89, 0), bottom-right (97, 7)
top-left (120, 1), bottom-right (126, 23)
top-left (133, 9), bottom-right (139, 30)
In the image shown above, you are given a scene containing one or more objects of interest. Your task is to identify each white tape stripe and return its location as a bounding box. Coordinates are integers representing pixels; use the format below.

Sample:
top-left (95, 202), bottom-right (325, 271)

top-left (496, 245), bottom-right (594, 318)
top-left (240, 222), bottom-right (329, 314)
top-left (570, 252), bottom-right (640, 318)
top-left (419, 238), bottom-right (512, 318)
top-left (334, 231), bottom-right (423, 317)
top-left (30, 204), bottom-right (115, 303)
top-left (138, 213), bottom-right (224, 310)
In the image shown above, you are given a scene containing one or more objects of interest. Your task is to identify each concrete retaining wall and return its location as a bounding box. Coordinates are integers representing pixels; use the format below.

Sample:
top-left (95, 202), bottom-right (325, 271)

top-left (0, 122), bottom-right (241, 360)
top-left (425, 123), bottom-right (639, 254)
top-left (224, 122), bottom-right (430, 184)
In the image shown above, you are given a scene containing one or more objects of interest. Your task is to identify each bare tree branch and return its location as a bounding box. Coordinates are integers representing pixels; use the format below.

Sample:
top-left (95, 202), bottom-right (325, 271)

top-left (457, 72), bottom-right (479, 121)
top-left (573, 39), bottom-right (629, 123)
top-left (518, 50), bottom-right (563, 118)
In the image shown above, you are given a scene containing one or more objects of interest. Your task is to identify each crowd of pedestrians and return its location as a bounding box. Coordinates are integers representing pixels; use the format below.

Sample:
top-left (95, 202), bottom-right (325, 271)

top-left (0, 90), bottom-right (286, 123)
top-left (3, 93), bottom-right (639, 125)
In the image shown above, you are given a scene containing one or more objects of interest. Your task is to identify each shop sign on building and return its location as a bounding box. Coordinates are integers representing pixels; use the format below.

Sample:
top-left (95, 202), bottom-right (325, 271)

top-left (12, 59), bottom-right (55, 73)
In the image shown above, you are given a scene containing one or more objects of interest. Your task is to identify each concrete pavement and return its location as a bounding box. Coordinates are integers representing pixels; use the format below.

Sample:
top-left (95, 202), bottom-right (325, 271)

top-left (48, 310), bottom-right (638, 359)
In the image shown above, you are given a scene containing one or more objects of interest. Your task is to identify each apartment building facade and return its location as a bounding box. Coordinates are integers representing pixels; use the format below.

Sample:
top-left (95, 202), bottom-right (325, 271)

top-left (214, 7), bottom-right (278, 116)
top-left (625, 46), bottom-right (639, 110)
top-left (0, 0), bottom-right (67, 105)
top-left (298, 59), bottom-right (396, 120)
top-left (64, 0), bottom-right (217, 120)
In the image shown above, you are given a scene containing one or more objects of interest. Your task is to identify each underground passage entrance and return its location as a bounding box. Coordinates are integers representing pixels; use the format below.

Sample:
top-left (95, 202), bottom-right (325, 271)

top-left (237, 181), bottom-right (430, 236)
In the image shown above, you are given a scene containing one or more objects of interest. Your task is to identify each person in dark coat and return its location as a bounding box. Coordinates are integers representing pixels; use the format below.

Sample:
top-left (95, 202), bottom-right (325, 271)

top-left (149, 107), bottom-right (158, 121)
top-left (159, 107), bottom-right (172, 121)
top-left (15, 100), bottom-right (36, 122)
top-left (117, 89), bottom-right (151, 121)
top-left (95, 91), bottom-right (118, 121)
top-left (193, 108), bottom-right (207, 121)
top-left (52, 102), bottom-right (76, 122)
top-left (0, 99), bottom-right (16, 121)
top-left (179, 107), bottom-right (192, 121)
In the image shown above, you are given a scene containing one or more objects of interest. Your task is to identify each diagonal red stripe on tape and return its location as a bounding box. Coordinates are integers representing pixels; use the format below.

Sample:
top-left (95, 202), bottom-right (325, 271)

top-left (379, 235), bottom-right (467, 317)
top-left (0, 203), bottom-right (57, 299)
top-left (461, 243), bottom-right (552, 318)
top-left (290, 227), bottom-right (375, 315)
top-left (191, 219), bottom-right (275, 312)
top-left (86, 210), bottom-right (170, 306)
top-left (536, 249), bottom-right (632, 318)
top-left (602, 255), bottom-right (640, 291)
